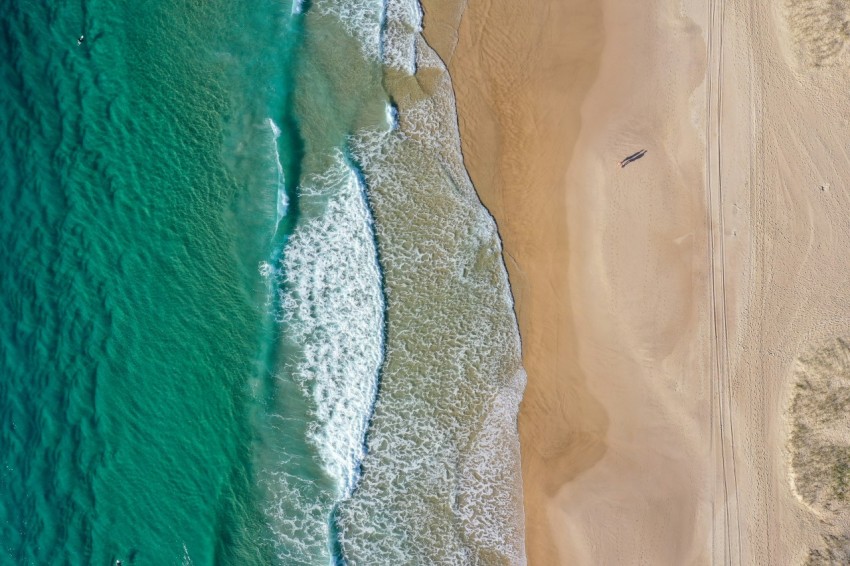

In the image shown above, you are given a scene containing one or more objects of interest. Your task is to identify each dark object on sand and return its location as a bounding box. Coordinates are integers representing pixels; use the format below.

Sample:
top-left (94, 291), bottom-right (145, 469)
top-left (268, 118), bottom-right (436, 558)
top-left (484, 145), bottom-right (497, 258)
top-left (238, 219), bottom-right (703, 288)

top-left (619, 149), bottom-right (647, 168)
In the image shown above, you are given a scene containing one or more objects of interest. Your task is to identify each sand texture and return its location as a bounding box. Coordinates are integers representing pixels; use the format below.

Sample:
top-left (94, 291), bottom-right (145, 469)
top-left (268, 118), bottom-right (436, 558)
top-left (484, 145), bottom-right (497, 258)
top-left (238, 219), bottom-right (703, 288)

top-left (421, 0), bottom-right (850, 562)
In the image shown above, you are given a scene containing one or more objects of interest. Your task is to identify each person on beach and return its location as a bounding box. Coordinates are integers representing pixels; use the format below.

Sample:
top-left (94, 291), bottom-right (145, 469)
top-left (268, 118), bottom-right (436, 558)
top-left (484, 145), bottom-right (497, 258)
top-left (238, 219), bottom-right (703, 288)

top-left (619, 149), bottom-right (647, 168)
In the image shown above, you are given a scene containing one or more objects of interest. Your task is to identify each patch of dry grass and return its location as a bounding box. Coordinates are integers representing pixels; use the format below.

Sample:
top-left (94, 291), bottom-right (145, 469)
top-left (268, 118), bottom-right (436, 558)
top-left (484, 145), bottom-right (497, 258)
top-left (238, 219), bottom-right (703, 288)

top-left (786, 0), bottom-right (850, 66)
top-left (806, 534), bottom-right (850, 564)
top-left (788, 338), bottom-right (850, 514)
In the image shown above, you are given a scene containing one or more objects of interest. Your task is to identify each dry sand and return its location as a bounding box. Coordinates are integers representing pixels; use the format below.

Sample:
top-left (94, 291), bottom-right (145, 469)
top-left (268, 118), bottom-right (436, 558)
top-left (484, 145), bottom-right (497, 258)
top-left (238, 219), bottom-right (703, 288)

top-left (714, 0), bottom-right (850, 562)
top-left (421, 0), bottom-right (850, 562)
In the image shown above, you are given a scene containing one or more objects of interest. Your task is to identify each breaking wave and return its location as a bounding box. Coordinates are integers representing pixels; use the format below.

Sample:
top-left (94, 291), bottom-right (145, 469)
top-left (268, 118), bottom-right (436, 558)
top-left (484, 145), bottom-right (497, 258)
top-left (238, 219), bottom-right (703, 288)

top-left (279, 153), bottom-right (384, 497)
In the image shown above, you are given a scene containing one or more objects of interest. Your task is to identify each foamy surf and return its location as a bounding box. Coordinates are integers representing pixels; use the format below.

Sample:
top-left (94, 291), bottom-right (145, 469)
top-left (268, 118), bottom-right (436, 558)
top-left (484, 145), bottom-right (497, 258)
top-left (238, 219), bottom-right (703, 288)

top-left (255, 0), bottom-right (526, 563)
top-left (334, 0), bottom-right (527, 563)
top-left (259, 150), bottom-right (385, 564)
top-left (315, 0), bottom-right (385, 61)
top-left (279, 153), bottom-right (384, 497)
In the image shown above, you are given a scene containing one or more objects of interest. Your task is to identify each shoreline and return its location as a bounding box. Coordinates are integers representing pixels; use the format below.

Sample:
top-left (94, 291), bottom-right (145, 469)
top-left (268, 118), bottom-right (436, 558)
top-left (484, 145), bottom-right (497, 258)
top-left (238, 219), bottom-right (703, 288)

top-left (419, 0), bottom-right (608, 562)
top-left (421, 0), bottom-right (714, 562)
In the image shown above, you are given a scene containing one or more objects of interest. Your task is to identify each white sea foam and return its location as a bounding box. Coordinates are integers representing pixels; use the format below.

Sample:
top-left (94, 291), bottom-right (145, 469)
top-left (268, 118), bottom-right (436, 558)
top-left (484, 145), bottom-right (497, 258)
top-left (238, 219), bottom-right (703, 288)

top-left (279, 152), bottom-right (384, 497)
top-left (268, 117), bottom-right (282, 139)
top-left (266, 118), bottom-right (287, 232)
top-left (381, 0), bottom-right (422, 73)
top-left (457, 369), bottom-right (527, 563)
top-left (261, 153), bottom-right (384, 564)
top-left (263, 467), bottom-right (335, 563)
top-left (314, 0), bottom-right (385, 61)
top-left (258, 260), bottom-right (273, 279)
top-left (385, 102), bottom-right (398, 131)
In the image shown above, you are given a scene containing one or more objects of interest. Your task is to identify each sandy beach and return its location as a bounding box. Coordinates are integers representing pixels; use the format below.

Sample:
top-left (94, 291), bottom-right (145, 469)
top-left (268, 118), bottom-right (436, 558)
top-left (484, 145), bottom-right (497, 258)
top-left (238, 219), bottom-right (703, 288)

top-left (423, 0), bottom-right (850, 562)
top-left (421, 0), bottom-right (609, 561)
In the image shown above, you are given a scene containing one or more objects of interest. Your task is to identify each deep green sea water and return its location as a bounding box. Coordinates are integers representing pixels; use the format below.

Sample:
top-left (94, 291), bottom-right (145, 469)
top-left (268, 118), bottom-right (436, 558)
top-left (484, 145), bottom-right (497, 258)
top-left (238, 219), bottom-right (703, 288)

top-left (0, 0), bottom-right (526, 564)
top-left (0, 0), bottom-right (295, 562)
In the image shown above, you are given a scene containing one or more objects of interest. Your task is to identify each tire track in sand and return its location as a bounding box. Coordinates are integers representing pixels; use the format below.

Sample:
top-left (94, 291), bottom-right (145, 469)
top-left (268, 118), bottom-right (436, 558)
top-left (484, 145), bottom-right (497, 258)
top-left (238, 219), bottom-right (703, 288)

top-left (705, 0), bottom-right (743, 563)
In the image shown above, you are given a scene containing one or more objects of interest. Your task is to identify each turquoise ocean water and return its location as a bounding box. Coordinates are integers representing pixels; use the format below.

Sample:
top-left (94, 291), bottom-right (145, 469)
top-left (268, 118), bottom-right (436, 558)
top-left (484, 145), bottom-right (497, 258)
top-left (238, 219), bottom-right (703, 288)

top-left (0, 0), bottom-right (525, 564)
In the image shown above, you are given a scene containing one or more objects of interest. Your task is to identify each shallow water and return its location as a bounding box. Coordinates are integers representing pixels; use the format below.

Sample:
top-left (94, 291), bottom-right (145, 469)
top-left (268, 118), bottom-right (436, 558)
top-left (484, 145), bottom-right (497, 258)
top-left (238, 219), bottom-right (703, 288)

top-left (0, 0), bottom-right (525, 564)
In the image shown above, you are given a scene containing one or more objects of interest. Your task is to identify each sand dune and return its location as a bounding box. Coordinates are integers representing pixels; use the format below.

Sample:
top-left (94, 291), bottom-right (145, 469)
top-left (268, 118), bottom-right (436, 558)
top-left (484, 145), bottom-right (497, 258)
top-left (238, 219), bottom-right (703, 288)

top-left (789, 339), bottom-right (850, 515)
top-left (785, 0), bottom-right (850, 67)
